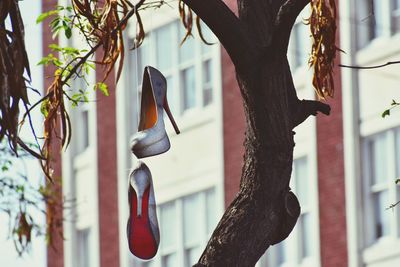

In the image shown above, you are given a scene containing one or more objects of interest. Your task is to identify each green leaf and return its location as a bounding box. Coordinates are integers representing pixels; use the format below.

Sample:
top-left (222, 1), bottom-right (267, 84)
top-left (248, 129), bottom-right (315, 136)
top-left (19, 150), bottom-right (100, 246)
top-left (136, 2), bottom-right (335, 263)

top-left (95, 82), bottom-right (109, 96)
top-left (36, 10), bottom-right (58, 24)
top-left (40, 99), bottom-right (50, 117)
top-left (37, 58), bottom-right (49, 66)
top-left (63, 47), bottom-right (80, 55)
top-left (65, 27), bottom-right (72, 39)
top-left (396, 179), bottom-right (400, 185)
top-left (391, 99), bottom-right (399, 106)
top-left (62, 21), bottom-right (72, 39)
top-left (49, 44), bottom-right (62, 52)
top-left (382, 109), bottom-right (390, 118)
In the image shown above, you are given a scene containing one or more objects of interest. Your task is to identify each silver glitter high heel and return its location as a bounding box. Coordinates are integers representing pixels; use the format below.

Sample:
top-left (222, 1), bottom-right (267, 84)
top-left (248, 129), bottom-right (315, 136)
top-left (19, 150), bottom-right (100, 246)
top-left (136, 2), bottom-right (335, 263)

top-left (127, 161), bottom-right (160, 259)
top-left (130, 66), bottom-right (180, 158)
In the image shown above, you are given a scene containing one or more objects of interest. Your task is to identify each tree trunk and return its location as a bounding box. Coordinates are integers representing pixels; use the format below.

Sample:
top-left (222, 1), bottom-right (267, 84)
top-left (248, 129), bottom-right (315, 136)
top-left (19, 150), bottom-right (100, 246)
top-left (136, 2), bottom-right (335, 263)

top-left (181, 0), bottom-right (331, 266)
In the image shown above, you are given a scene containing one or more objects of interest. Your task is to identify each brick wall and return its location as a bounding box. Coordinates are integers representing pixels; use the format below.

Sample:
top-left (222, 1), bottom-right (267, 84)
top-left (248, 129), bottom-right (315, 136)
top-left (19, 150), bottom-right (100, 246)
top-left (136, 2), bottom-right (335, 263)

top-left (221, 43), bottom-right (245, 207)
top-left (316, 1), bottom-right (348, 265)
top-left (42, 0), bottom-right (64, 266)
top-left (220, 0), bottom-right (246, 207)
top-left (96, 58), bottom-right (120, 267)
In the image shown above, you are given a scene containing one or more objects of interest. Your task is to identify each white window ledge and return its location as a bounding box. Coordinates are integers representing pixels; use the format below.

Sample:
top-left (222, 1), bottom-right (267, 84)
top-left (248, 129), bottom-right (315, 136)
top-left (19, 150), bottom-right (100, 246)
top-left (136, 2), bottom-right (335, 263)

top-left (166, 104), bottom-right (217, 135)
top-left (356, 34), bottom-right (400, 66)
top-left (363, 238), bottom-right (400, 265)
top-left (73, 147), bottom-right (95, 170)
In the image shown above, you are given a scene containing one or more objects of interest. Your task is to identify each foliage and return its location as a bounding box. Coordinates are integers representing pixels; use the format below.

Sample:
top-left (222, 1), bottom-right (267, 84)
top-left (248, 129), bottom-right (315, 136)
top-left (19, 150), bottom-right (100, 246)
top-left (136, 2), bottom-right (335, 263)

top-left (0, 0), bottom-right (33, 156)
top-left (0, 141), bottom-right (64, 255)
top-left (382, 99), bottom-right (400, 118)
top-left (308, 0), bottom-right (338, 99)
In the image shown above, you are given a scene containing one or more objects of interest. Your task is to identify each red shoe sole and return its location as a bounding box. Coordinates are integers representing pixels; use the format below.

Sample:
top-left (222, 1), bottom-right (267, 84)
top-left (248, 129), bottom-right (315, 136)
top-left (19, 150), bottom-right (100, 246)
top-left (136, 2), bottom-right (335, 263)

top-left (128, 185), bottom-right (158, 259)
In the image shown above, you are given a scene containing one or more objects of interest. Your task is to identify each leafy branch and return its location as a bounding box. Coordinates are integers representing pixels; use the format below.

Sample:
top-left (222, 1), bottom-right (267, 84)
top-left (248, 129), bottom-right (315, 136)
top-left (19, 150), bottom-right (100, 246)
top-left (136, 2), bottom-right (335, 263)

top-left (382, 99), bottom-right (400, 118)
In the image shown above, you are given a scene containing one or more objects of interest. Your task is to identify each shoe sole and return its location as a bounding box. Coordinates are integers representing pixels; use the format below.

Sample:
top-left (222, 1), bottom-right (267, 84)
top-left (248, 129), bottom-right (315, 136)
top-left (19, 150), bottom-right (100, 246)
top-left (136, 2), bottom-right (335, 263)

top-left (127, 185), bottom-right (158, 259)
top-left (132, 135), bottom-right (171, 158)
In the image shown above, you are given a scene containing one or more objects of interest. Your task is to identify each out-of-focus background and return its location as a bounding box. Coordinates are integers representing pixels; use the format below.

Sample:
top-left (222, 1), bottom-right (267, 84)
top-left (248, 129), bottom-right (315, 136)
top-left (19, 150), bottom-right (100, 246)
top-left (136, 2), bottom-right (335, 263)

top-left (2, 0), bottom-right (400, 267)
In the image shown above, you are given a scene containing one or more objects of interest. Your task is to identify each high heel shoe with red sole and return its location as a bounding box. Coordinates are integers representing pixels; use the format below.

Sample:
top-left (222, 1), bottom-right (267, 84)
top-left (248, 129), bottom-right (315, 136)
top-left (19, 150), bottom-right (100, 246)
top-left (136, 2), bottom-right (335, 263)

top-left (130, 66), bottom-right (180, 158)
top-left (127, 161), bottom-right (160, 259)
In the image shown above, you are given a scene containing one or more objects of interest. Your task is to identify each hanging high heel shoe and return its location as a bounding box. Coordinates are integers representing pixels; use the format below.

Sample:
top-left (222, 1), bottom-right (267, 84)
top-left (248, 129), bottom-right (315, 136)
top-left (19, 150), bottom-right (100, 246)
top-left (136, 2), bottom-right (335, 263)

top-left (131, 66), bottom-right (180, 158)
top-left (127, 161), bottom-right (160, 259)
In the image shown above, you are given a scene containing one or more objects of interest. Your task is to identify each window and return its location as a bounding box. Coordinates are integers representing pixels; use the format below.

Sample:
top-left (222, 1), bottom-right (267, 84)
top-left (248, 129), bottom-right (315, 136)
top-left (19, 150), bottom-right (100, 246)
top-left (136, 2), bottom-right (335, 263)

top-left (353, 0), bottom-right (400, 48)
top-left (363, 129), bottom-right (400, 245)
top-left (357, 0), bottom-right (399, 48)
top-left (77, 229), bottom-right (91, 267)
top-left (72, 78), bottom-right (91, 155)
top-left (392, 0), bottom-right (400, 34)
top-left (130, 20), bottom-right (217, 121)
top-left (294, 158), bottom-right (314, 261)
top-left (134, 188), bottom-right (219, 267)
top-left (289, 22), bottom-right (309, 69)
top-left (368, 0), bottom-right (385, 40)
top-left (263, 157), bottom-right (318, 267)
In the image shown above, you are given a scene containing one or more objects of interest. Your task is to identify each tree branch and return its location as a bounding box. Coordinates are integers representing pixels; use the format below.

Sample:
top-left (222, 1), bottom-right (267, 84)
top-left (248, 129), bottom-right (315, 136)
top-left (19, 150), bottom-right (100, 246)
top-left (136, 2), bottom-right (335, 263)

top-left (292, 99), bottom-right (330, 128)
top-left (273, 0), bottom-right (310, 53)
top-left (339, 60), bottom-right (400, 70)
top-left (182, 0), bottom-right (252, 70)
top-left (276, 0), bottom-right (309, 28)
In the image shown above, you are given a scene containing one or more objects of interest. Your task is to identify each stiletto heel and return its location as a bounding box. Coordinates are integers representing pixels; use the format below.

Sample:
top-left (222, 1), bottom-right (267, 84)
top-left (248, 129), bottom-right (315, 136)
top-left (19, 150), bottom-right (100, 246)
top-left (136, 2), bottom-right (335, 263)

top-left (163, 98), bottom-right (180, 134)
top-left (127, 161), bottom-right (160, 259)
top-left (131, 66), bottom-right (180, 158)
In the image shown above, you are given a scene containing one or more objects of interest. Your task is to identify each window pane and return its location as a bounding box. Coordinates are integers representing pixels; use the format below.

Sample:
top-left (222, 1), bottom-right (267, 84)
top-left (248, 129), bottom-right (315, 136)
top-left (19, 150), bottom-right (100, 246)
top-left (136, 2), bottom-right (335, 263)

top-left (202, 60), bottom-right (213, 106)
top-left (299, 213), bottom-right (313, 259)
top-left (179, 26), bottom-right (195, 63)
top-left (181, 67), bottom-right (196, 111)
top-left (373, 190), bottom-right (390, 239)
top-left (292, 23), bottom-right (308, 68)
top-left (200, 22), bottom-right (216, 55)
top-left (77, 229), bottom-right (90, 267)
top-left (294, 157), bottom-right (309, 207)
top-left (397, 189), bottom-right (400, 228)
top-left (369, 0), bottom-right (384, 40)
top-left (75, 109), bottom-right (89, 154)
top-left (183, 194), bottom-right (201, 245)
top-left (162, 253), bottom-right (177, 267)
top-left (143, 260), bottom-right (157, 267)
top-left (206, 189), bottom-right (218, 236)
top-left (368, 134), bottom-right (388, 185)
top-left (136, 42), bottom-right (150, 87)
top-left (156, 24), bottom-right (173, 71)
top-left (276, 241), bottom-right (288, 265)
top-left (165, 76), bottom-right (177, 116)
top-left (392, 0), bottom-right (400, 34)
top-left (396, 129), bottom-right (400, 177)
top-left (73, 78), bottom-right (90, 154)
top-left (160, 202), bottom-right (176, 250)
top-left (185, 246), bottom-right (201, 266)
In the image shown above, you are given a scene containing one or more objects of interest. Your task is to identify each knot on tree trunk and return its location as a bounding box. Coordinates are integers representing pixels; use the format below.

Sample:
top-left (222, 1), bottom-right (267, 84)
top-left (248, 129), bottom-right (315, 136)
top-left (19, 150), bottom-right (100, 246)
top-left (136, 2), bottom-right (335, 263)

top-left (270, 189), bottom-right (300, 245)
top-left (292, 99), bottom-right (331, 128)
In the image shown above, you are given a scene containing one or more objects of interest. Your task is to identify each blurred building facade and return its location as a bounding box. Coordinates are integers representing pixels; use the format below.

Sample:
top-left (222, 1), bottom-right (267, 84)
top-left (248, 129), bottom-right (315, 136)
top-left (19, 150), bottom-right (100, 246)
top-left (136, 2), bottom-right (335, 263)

top-left (44, 1), bottom-right (400, 267)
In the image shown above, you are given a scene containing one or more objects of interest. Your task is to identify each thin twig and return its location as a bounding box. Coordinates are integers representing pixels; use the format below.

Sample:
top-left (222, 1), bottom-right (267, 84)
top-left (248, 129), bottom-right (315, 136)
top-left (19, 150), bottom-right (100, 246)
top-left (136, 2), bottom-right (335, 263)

top-left (339, 60), bottom-right (400, 70)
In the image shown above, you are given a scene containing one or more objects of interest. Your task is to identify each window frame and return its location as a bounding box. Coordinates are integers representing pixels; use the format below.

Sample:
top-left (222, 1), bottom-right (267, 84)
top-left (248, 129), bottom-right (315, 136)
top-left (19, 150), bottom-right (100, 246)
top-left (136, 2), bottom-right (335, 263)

top-left (361, 128), bottom-right (400, 264)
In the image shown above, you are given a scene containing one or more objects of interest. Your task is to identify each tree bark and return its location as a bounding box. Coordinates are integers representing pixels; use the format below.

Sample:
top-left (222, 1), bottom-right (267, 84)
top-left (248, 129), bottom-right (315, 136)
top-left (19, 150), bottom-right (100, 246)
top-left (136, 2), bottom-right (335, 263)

top-left (181, 0), bottom-right (331, 266)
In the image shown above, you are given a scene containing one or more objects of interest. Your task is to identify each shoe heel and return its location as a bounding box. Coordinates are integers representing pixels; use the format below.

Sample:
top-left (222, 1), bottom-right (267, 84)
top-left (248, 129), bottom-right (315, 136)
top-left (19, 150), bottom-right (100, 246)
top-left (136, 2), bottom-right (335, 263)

top-left (135, 185), bottom-right (150, 217)
top-left (163, 98), bottom-right (180, 134)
